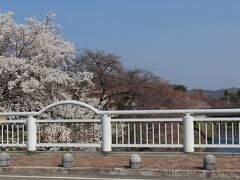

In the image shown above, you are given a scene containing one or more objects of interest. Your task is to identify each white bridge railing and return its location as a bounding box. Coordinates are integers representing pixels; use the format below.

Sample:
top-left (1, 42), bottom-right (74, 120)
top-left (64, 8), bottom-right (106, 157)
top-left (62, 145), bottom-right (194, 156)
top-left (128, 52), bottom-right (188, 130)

top-left (1, 100), bottom-right (240, 153)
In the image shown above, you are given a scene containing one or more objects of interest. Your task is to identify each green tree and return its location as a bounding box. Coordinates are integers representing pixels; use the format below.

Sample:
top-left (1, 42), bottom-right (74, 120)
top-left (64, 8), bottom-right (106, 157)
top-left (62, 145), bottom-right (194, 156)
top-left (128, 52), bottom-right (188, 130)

top-left (236, 90), bottom-right (240, 98)
top-left (173, 84), bottom-right (187, 92)
top-left (224, 90), bottom-right (229, 97)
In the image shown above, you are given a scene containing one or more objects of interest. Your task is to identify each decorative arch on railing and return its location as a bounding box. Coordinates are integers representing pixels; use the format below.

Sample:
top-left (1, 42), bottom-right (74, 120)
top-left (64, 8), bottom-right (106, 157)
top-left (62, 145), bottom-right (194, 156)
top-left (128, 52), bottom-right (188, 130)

top-left (37, 100), bottom-right (100, 116)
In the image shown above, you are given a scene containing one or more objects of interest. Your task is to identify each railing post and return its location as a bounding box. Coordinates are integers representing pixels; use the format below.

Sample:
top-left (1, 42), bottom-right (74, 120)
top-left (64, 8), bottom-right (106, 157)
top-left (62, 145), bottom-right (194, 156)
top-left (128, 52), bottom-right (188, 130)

top-left (27, 115), bottom-right (37, 152)
top-left (183, 113), bottom-right (194, 153)
top-left (101, 114), bottom-right (112, 152)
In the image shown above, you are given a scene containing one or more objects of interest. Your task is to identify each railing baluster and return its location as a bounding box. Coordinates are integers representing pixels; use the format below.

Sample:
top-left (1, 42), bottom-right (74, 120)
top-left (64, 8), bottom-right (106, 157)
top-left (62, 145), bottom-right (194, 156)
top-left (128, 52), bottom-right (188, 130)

top-left (152, 123), bottom-right (154, 144)
top-left (73, 123), bottom-right (77, 142)
top-left (239, 122), bottom-right (240, 145)
top-left (115, 123), bottom-right (118, 144)
top-left (232, 122), bottom-right (234, 145)
top-left (22, 124), bottom-right (25, 144)
top-left (218, 122), bottom-right (221, 144)
top-left (146, 123), bottom-right (148, 144)
top-left (11, 124), bottom-right (14, 144)
top-left (1, 124), bottom-right (3, 144)
top-left (128, 123), bottom-right (130, 144)
top-left (134, 123), bottom-right (136, 144)
top-left (171, 123), bottom-right (173, 144)
top-left (205, 122), bottom-right (207, 144)
top-left (225, 122), bottom-right (227, 144)
top-left (74, 123), bottom-right (76, 142)
top-left (199, 122), bottom-right (201, 144)
top-left (212, 122), bottom-right (214, 144)
top-left (6, 124), bottom-right (9, 144)
top-left (158, 123), bottom-right (161, 144)
top-left (165, 123), bottom-right (167, 144)
top-left (121, 123), bottom-right (124, 144)
top-left (17, 124), bottom-right (19, 144)
top-left (177, 123), bottom-right (179, 145)
top-left (140, 123), bottom-right (142, 144)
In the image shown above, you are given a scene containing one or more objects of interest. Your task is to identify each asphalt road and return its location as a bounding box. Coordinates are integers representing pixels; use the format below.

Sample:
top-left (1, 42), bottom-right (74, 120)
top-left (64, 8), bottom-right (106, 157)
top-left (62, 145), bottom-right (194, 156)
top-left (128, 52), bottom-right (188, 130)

top-left (0, 174), bottom-right (235, 180)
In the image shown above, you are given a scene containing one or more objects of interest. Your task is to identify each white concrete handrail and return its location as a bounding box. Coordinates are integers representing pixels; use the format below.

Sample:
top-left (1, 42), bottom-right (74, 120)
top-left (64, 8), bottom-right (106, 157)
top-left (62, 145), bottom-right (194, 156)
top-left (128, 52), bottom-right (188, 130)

top-left (1, 100), bottom-right (240, 117)
top-left (0, 100), bottom-right (100, 117)
top-left (37, 100), bottom-right (100, 115)
top-left (100, 108), bottom-right (240, 115)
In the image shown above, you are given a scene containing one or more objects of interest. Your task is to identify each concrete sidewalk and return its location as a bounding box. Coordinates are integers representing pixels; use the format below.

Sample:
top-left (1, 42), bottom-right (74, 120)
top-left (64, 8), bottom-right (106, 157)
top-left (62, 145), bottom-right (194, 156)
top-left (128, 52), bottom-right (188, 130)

top-left (1, 153), bottom-right (240, 178)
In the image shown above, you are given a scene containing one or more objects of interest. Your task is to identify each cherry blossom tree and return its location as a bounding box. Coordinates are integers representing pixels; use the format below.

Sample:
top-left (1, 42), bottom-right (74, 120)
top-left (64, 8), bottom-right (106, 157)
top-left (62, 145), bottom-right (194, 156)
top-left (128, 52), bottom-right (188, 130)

top-left (0, 11), bottom-right (96, 147)
top-left (0, 11), bottom-right (93, 112)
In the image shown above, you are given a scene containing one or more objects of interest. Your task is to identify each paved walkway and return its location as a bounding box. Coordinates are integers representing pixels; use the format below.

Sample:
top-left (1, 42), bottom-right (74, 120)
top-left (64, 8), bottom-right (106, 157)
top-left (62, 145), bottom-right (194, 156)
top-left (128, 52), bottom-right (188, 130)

top-left (7, 153), bottom-right (240, 171)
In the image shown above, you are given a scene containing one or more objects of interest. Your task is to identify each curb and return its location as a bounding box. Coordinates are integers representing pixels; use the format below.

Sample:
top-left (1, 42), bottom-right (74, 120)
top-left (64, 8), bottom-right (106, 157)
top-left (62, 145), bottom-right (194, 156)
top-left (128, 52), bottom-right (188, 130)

top-left (1, 166), bottom-right (240, 178)
top-left (6, 151), bottom-right (240, 156)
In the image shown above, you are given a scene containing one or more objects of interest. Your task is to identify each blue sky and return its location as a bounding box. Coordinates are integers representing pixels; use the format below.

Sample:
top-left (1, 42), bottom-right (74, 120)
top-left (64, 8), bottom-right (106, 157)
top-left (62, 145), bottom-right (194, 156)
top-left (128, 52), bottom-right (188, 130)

top-left (1, 0), bottom-right (240, 90)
